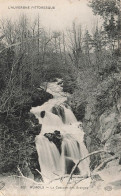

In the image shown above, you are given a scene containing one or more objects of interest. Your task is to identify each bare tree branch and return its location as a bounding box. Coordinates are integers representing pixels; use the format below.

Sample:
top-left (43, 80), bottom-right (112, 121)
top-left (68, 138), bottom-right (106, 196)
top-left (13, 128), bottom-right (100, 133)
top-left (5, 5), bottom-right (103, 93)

top-left (94, 155), bottom-right (118, 172)
top-left (66, 150), bottom-right (114, 186)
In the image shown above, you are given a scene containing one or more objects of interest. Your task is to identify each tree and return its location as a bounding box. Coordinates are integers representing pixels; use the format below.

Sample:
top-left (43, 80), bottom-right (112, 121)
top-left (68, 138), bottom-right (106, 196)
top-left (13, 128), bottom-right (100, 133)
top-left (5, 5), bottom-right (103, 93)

top-left (83, 30), bottom-right (92, 66)
top-left (66, 22), bottom-right (83, 69)
top-left (89, 0), bottom-right (121, 51)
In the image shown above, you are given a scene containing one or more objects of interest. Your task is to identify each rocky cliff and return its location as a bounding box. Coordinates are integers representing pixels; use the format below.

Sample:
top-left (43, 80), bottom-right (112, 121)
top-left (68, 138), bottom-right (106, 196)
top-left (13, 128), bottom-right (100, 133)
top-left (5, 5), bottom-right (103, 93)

top-left (69, 71), bottom-right (121, 171)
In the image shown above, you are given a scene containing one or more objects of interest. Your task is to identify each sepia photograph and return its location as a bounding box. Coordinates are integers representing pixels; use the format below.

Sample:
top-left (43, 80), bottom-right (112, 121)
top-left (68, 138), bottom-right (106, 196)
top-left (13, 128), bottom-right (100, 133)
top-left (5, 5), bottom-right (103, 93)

top-left (0, 0), bottom-right (121, 196)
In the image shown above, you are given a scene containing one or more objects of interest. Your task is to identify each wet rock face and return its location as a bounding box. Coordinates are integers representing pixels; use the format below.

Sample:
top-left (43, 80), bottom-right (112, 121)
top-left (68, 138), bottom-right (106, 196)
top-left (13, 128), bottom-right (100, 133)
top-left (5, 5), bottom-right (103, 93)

top-left (95, 103), bottom-right (121, 164)
top-left (72, 102), bottom-right (87, 121)
top-left (44, 130), bottom-right (62, 153)
top-left (23, 113), bottom-right (42, 181)
top-left (40, 111), bottom-right (45, 118)
top-left (28, 113), bottom-right (42, 136)
top-left (104, 134), bottom-right (121, 156)
top-left (28, 151), bottom-right (43, 182)
top-left (99, 109), bottom-right (118, 143)
top-left (31, 89), bottom-right (53, 107)
top-left (116, 122), bottom-right (121, 134)
top-left (81, 77), bottom-right (121, 169)
top-left (65, 157), bottom-right (80, 175)
top-left (57, 80), bottom-right (63, 87)
top-left (83, 103), bottom-right (121, 169)
top-left (52, 105), bottom-right (66, 123)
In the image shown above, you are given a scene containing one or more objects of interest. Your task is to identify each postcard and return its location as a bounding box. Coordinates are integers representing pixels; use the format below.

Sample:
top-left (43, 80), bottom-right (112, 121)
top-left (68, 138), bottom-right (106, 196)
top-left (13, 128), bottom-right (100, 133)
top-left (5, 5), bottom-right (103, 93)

top-left (0, 0), bottom-right (121, 196)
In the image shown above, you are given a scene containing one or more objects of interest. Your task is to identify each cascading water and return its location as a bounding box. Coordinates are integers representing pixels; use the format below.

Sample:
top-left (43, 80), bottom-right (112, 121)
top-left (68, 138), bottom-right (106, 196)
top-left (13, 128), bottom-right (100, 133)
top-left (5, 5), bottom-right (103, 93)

top-left (30, 79), bottom-right (90, 180)
top-left (36, 135), bottom-right (61, 178)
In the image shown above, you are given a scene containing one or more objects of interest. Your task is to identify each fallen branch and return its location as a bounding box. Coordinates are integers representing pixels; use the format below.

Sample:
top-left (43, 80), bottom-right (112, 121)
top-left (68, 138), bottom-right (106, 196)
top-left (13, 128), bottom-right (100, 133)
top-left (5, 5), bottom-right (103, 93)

top-left (16, 167), bottom-right (44, 185)
top-left (73, 175), bottom-right (90, 187)
top-left (8, 175), bottom-right (42, 185)
top-left (17, 167), bottom-right (24, 177)
top-left (35, 169), bottom-right (44, 182)
top-left (35, 169), bottom-right (50, 180)
top-left (94, 155), bottom-right (118, 172)
top-left (49, 175), bottom-right (84, 184)
top-left (66, 150), bottom-right (114, 186)
top-left (35, 169), bottom-right (42, 176)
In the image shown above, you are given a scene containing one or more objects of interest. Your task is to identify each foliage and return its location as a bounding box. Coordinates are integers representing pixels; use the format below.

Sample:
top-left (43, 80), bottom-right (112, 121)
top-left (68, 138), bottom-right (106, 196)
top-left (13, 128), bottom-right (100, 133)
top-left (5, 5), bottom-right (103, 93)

top-left (89, 0), bottom-right (121, 50)
top-left (89, 0), bottom-right (119, 16)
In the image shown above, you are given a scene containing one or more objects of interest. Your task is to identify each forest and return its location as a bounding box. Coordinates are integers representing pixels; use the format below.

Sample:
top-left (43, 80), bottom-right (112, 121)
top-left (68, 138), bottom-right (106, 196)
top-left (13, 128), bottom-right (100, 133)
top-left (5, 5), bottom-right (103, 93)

top-left (0, 0), bottom-right (121, 194)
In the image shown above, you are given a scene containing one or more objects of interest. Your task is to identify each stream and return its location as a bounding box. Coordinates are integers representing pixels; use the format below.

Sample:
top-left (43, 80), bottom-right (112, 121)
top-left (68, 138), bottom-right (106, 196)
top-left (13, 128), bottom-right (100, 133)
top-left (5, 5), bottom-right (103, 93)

top-left (30, 79), bottom-right (90, 181)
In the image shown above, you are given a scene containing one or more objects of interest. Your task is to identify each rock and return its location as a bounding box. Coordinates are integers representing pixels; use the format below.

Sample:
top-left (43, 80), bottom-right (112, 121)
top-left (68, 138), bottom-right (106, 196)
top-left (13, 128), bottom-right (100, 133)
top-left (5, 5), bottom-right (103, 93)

top-left (65, 157), bottom-right (80, 174)
top-left (81, 76), bottom-right (121, 169)
top-left (44, 133), bottom-right (53, 142)
top-left (52, 105), bottom-right (66, 123)
top-left (99, 110), bottom-right (117, 143)
top-left (28, 113), bottom-right (39, 125)
top-left (54, 130), bottom-right (60, 135)
top-left (115, 122), bottom-right (121, 134)
top-left (29, 151), bottom-right (43, 182)
top-left (40, 111), bottom-right (45, 118)
top-left (31, 89), bottom-right (53, 107)
top-left (44, 131), bottom-right (62, 153)
top-left (57, 80), bottom-right (63, 85)
top-left (73, 102), bottom-right (87, 121)
top-left (28, 124), bottom-right (41, 136)
top-left (104, 133), bottom-right (121, 157)
top-left (25, 114), bottom-right (42, 181)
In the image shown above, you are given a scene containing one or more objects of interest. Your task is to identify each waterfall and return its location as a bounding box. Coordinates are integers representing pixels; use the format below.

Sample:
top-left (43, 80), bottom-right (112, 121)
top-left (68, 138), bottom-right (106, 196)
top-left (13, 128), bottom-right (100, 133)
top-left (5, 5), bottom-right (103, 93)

top-left (30, 80), bottom-right (90, 180)
top-left (63, 105), bottom-right (77, 124)
top-left (36, 135), bottom-right (61, 178)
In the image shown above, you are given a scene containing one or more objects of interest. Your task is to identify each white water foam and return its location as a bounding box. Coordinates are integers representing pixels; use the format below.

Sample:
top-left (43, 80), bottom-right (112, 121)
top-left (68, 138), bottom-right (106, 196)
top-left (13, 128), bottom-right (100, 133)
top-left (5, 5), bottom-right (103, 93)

top-left (30, 80), bottom-right (90, 180)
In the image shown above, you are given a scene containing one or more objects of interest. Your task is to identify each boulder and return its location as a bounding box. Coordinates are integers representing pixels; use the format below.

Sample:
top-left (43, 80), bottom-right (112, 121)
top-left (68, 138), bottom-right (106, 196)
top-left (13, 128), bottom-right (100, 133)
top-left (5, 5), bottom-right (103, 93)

top-left (65, 157), bottom-right (80, 175)
top-left (29, 151), bottom-right (43, 182)
top-left (31, 89), bottom-right (53, 107)
top-left (28, 112), bottom-right (39, 125)
top-left (44, 130), bottom-right (62, 153)
top-left (52, 105), bottom-right (66, 123)
top-left (40, 111), bottom-right (45, 118)
top-left (57, 80), bottom-right (63, 86)
top-left (72, 102), bottom-right (87, 121)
